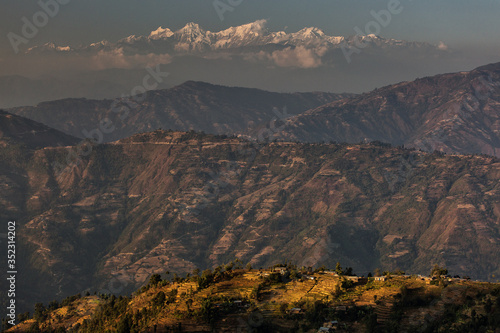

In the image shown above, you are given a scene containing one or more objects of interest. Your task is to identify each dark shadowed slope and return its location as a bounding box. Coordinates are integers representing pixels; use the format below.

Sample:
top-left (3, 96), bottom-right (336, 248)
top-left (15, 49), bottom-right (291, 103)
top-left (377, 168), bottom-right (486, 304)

top-left (0, 110), bottom-right (79, 149)
top-left (8, 81), bottom-right (351, 142)
top-left (278, 62), bottom-right (500, 155)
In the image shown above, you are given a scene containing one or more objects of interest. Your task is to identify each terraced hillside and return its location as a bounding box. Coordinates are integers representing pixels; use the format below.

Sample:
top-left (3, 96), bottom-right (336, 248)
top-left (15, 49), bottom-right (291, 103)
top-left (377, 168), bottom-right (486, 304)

top-left (8, 268), bottom-right (500, 332)
top-left (2, 130), bottom-right (500, 314)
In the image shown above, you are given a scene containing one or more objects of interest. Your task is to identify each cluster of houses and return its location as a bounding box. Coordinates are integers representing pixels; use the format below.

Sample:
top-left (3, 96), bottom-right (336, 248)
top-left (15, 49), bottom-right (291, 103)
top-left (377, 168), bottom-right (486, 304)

top-left (416, 274), bottom-right (466, 284)
top-left (254, 268), bottom-right (473, 332)
top-left (262, 267), bottom-right (467, 286)
top-left (317, 320), bottom-right (339, 332)
top-left (287, 309), bottom-right (343, 332)
top-left (213, 299), bottom-right (247, 311)
top-left (287, 306), bottom-right (350, 332)
top-left (261, 267), bottom-right (399, 286)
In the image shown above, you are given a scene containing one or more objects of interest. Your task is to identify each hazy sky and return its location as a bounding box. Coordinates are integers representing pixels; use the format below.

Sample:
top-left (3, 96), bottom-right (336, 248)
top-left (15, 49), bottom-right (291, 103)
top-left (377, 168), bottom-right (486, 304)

top-left (0, 0), bottom-right (499, 102)
top-left (1, 0), bottom-right (500, 58)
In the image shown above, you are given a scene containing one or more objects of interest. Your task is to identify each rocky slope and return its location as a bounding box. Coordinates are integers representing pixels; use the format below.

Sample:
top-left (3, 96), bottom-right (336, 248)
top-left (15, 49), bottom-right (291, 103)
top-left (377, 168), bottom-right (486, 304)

top-left (277, 62), bottom-right (500, 156)
top-left (2, 129), bottom-right (500, 313)
top-left (8, 81), bottom-right (349, 142)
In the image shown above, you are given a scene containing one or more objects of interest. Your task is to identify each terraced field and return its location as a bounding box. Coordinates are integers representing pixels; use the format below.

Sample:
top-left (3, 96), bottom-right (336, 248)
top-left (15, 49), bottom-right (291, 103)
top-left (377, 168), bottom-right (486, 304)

top-left (9, 269), bottom-right (500, 332)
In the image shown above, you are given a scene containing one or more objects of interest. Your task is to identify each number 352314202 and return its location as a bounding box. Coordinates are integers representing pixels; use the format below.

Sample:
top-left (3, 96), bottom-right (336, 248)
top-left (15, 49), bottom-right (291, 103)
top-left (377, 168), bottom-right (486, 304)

top-left (7, 221), bottom-right (16, 270)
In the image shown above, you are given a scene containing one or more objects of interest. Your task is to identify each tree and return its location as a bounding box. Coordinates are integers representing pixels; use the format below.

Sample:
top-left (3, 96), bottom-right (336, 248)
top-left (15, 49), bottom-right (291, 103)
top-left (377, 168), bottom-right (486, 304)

top-left (186, 298), bottom-right (194, 312)
top-left (343, 267), bottom-right (354, 276)
top-left (148, 273), bottom-right (162, 286)
top-left (48, 300), bottom-right (59, 311)
top-left (246, 263), bottom-right (253, 271)
top-left (152, 291), bottom-right (166, 307)
top-left (17, 312), bottom-right (30, 323)
top-left (200, 298), bottom-right (215, 323)
top-left (198, 269), bottom-right (214, 289)
top-left (225, 262), bottom-right (234, 272)
top-left (335, 262), bottom-right (343, 275)
top-left (430, 264), bottom-right (448, 277)
top-left (341, 278), bottom-right (354, 289)
top-left (117, 313), bottom-right (132, 333)
top-left (34, 303), bottom-right (46, 321)
top-left (484, 298), bottom-right (493, 313)
top-left (172, 273), bottom-right (181, 283)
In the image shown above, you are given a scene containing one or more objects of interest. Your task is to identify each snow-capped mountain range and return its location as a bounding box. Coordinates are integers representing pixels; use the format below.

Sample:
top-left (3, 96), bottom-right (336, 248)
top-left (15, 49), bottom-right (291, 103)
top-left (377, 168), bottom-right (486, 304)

top-left (9, 19), bottom-right (456, 105)
top-left (26, 19), bottom-right (445, 59)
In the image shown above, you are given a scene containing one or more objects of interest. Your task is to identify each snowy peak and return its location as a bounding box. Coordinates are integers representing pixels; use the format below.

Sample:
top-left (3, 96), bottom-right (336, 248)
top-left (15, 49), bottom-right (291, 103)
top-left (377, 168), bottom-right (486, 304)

top-left (177, 22), bottom-right (205, 35)
top-left (212, 19), bottom-right (270, 48)
top-left (228, 19), bottom-right (268, 37)
top-left (149, 26), bottom-right (174, 39)
top-left (26, 42), bottom-right (72, 54)
top-left (25, 19), bottom-right (446, 58)
top-left (293, 27), bottom-right (326, 38)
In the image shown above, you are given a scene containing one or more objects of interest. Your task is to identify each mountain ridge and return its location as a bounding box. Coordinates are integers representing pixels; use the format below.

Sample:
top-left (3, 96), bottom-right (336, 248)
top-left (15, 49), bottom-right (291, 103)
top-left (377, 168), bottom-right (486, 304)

top-left (276, 61), bottom-right (500, 156)
top-left (8, 81), bottom-right (351, 142)
top-left (0, 109), bottom-right (79, 149)
top-left (2, 128), bottom-right (499, 313)
top-left (26, 19), bottom-right (445, 58)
